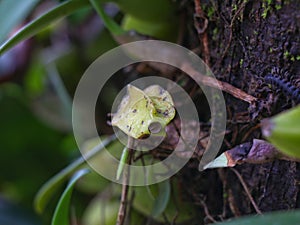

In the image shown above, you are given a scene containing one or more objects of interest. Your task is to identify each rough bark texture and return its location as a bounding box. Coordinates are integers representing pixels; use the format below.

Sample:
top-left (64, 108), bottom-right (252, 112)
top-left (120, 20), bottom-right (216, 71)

top-left (174, 0), bottom-right (300, 224)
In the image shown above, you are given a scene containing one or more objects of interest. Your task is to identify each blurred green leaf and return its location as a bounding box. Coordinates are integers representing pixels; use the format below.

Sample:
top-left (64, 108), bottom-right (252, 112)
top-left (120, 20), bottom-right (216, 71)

top-left (0, 83), bottom-right (69, 205)
top-left (132, 180), bottom-right (195, 223)
top-left (262, 106), bottom-right (300, 158)
top-left (129, 209), bottom-right (147, 225)
top-left (24, 57), bottom-right (46, 97)
top-left (116, 146), bottom-right (129, 180)
top-left (214, 210), bottom-right (300, 225)
top-left (89, 0), bottom-right (125, 35)
top-left (116, 0), bottom-right (177, 23)
top-left (0, 0), bottom-right (40, 43)
top-left (51, 169), bottom-right (90, 225)
top-left (76, 170), bottom-right (110, 194)
top-left (122, 14), bottom-right (178, 41)
top-left (82, 194), bottom-right (119, 225)
top-left (34, 135), bottom-right (116, 214)
top-left (151, 180), bottom-right (170, 218)
top-left (0, 0), bottom-right (90, 55)
top-left (80, 136), bottom-right (125, 184)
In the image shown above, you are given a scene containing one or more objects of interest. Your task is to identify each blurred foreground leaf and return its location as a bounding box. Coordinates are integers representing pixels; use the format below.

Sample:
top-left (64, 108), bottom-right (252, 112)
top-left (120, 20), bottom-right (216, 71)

top-left (116, 145), bottom-right (129, 180)
top-left (262, 106), bottom-right (300, 158)
top-left (151, 180), bottom-right (170, 218)
top-left (0, 83), bottom-right (68, 205)
top-left (82, 193), bottom-right (119, 225)
top-left (34, 135), bottom-right (116, 214)
top-left (51, 169), bottom-right (90, 225)
top-left (0, 0), bottom-right (89, 55)
top-left (132, 180), bottom-right (195, 223)
top-left (0, 0), bottom-right (40, 43)
top-left (214, 210), bottom-right (300, 225)
top-left (89, 0), bottom-right (125, 35)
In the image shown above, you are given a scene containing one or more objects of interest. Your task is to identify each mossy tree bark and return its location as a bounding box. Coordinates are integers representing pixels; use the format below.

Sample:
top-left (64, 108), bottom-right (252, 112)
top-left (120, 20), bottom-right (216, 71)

top-left (177, 0), bottom-right (300, 223)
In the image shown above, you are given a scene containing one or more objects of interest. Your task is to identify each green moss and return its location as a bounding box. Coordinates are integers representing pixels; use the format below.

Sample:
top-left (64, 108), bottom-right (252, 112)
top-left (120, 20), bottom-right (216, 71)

top-left (269, 47), bottom-right (273, 53)
top-left (275, 4), bottom-right (282, 10)
top-left (212, 27), bottom-right (219, 41)
top-left (291, 55), bottom-right (300, 62)
top-left (232, 4), bottom-right (238, 12)
top-left (283, 51), bottom-right (300, 61)
top-left (284, 50), bottom-right (290, 59)
top-left (239, 58), bottom-right (244, 67)
top-left (262, 0), bottom-right (273, 19)
top-left (207, 6), bottom-right (215, 19)
top-left (202, 3), bottom-right (215, 20)
top-left (223, 192), bottom-right (228, 198)
top-left (262, 0), bottom-right (281, 17)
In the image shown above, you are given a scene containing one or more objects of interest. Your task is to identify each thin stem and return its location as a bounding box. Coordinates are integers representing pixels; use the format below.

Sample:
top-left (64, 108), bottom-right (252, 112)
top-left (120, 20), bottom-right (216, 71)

top-left (116, 146), bottom-right (130, 180)
top-left (181, 63), bottom-right (257, 103)
top-left (230, 168), bottom-right (262, 214)
top-left (116, 137), bottom-right (134, 225)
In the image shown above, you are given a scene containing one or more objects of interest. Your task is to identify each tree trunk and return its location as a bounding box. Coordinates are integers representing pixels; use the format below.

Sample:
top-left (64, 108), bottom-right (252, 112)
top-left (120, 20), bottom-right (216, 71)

top-left (177, 0), bottom-right (300, 223)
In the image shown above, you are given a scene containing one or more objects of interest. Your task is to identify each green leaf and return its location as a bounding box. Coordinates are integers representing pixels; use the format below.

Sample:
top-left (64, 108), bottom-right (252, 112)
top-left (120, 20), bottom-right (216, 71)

top-left (0, 0), bottom-right (40, 43)
top-left (24, 59), bottom-right (46, 97)
top-left (116, 146), bottom-right (129, 180)
top-left (214, 210), bottom-right (300, 225)
top-left (143, 85), bottom-right (176, 122)
top-left (116, 0), bottom-right (177, 23)
top-left (51, 169), bottom-right (90, 225)
top-left (112, 85), bottom-right (175, 139)
top-left (121, 14), bottom-right (178, 41)
top-left (262, 106), bottom-right (300, 159)
top-left (82, 195), bottom-right (119, 225)
top-left (34, 135), bottom-right (116, 214)
top-left (132, 180), bottom-right (195, 223)
top-left (151, 180), bottom-right (171, 218)
top-left (0, 0), bottom-right (90, 55)
top-left (89, 0), bottom-right (125, 35)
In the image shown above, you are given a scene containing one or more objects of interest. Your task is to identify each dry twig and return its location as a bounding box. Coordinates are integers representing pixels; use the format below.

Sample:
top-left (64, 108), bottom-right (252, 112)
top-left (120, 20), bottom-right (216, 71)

top-left (181, 63), bottom-right (257, 103)
top-left (230, 168), bottom-right (262, 214)
top-left (200, 199), bottom-right (217, 223)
